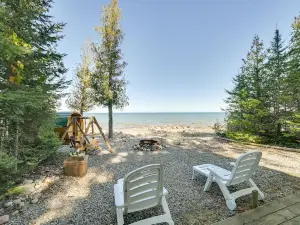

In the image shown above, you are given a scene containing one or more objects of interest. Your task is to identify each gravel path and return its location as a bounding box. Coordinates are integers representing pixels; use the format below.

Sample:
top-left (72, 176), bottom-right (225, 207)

top-left (8, 126), bottom-right (300, 225)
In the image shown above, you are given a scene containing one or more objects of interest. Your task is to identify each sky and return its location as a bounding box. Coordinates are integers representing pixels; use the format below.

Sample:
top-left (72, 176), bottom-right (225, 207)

top-left (51, 0), bottom-right (300, 113)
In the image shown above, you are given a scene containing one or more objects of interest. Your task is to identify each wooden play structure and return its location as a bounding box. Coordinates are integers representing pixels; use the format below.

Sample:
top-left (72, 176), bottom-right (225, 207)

top-left (61, 112), bottom-right (114, 153)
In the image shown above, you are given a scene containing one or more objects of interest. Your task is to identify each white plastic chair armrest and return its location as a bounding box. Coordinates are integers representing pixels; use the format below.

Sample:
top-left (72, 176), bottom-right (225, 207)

top-left (207, 168), bottom-right (231, 181)
top-left (163, 187), bottom-right (168, 196)
top-left (114, 183), bottom-right (124, 208)
top-left (117, 178), bottom-right (124, 184)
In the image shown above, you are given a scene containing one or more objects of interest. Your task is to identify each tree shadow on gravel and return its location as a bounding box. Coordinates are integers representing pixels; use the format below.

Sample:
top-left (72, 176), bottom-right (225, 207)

top-left (9, 138), bottom-right (300, 225)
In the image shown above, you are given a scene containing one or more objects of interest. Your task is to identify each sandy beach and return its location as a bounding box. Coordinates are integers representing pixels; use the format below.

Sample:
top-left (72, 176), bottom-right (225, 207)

top-left (8, 124), bottom-right (300, 225)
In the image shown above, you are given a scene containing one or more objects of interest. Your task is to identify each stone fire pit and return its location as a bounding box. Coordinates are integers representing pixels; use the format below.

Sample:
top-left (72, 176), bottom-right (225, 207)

top-left (132, 139), bottom-right (165, 151)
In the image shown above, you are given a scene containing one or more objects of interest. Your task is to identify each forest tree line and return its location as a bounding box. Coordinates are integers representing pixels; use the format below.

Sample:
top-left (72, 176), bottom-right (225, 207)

top-left (0, 0), bottom-right (127, 191)
top-left (0, 0), bottom-right (68, 190)
top-left (223, 14), bottom-right (300, 147)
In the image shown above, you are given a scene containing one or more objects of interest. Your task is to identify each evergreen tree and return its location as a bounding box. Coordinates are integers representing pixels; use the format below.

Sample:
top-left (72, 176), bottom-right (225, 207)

top-left (285, 15), bottom-right (300, 137)
top-left (225, 66), bottom-right (250, 132)
top-left (0, 0), bottom-right (68, 91)
top-left (0, 0), bottom-right (68, 186)
top-left (265, 28), bottom-right (287, 136)
top-left (92, 0), bottom-right (128, 138)
top-left (66, 39), bottom-right (94, 115)
top-left (226, 35), bottom-right (269, 135)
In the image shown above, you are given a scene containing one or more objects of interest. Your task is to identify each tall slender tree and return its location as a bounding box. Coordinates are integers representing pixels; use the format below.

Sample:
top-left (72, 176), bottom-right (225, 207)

top-left (287, 16), bottom-right (300, 110)
top-left (92, 0), bottom-right (128, 138)
top-left (285, 15), bottom-right (300, 137)
top-left (66, 39), bottom-right (94, 115)
top-left (226, 35), bottom-right (269, 135)
top-left (265, 28), bottom-right (287, 136)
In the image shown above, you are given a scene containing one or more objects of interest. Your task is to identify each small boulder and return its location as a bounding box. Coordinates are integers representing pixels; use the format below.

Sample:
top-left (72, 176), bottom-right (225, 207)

top-left (24, 179), bottom-right (33, 184)
top-left (39, 176), bottom-right (46, 182)
top-left (11, 210), bottom-right (19, 216)
top-left (0, 215), bottom-right (9, 224)
top-left (31, 198), bottom-right (38, 204)
top-left (52, 176), bottom-right (59, 181)
top-left (18, 202), bottom-right (25, 209)
top-left (33, 193), bottom-right (42, 199)
top-left (4, 202), bottom-right (13, 208)
top-left (22, 183), bottom-right (35, 194)
top-left (44, 177), bottom-right (52, 184)
top-left (34, 179), bottom-right (42, 185)
top-left (13, 199), bottom-right (21, 205)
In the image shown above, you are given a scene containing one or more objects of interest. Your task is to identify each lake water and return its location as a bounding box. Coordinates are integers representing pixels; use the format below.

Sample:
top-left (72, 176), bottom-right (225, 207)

top-left (83, 112), bottom-right (225, 128)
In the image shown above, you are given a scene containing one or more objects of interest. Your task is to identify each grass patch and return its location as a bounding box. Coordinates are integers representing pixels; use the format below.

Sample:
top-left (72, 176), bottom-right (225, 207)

top-left (0, 186), bottom-right (25, 200)
top-left (6, 186), bottom-right (24, 196)
top-left (218, 131), bottom-right (300, 149)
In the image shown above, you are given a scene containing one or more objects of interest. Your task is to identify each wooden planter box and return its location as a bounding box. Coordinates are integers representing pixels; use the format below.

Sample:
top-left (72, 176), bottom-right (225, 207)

top-left (63, 155), bottom-right (89, 177)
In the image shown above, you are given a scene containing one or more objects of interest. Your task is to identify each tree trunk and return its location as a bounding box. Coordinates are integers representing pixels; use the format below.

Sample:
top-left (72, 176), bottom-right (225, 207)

top-left (80, 109), bottom-right (83, 116)
top-left (108, 102), bottom-right (113, 139)
top-left (276, 123), bottom-right (281, 137)
top-left (15, 122), bottom-right (19, 171)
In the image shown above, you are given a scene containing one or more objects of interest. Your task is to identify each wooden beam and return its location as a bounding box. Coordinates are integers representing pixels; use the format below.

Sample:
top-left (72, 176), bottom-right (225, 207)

top-left (84, 120), bottom-right (92, 136)
top-left (74, 117), bottom-right (77, 141)
top-left (92, 119), bottom-right (94, 138)
top-left (76, 121), bottom-right (90, 144)
top-left (93, 117), bottom-right (114, 153)
top-left (61, 122), bottom-right (72, 142)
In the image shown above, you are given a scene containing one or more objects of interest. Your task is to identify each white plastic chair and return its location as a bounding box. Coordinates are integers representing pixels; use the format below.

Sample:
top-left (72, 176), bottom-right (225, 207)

top-left (114, 164), bottom-right (174, 225)
top-left (192, 151), bottom-right (264, 210)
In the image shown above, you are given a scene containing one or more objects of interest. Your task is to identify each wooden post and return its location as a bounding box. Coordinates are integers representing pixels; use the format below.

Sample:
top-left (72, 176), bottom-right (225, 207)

top-left (92, 119), bottom-right (94, 137)
top-left (84, 120), bottom-right (92, 135)
top-left (250, 190), bottom-right (258, 209)
top-left (76, 121), bottom-right (90, 144)
top-left (61, 122), bottom-right (73, 142)
top-left (93, 117), bottom-right (114, 153)
top-left (74, 117), bottom-right (77, 140)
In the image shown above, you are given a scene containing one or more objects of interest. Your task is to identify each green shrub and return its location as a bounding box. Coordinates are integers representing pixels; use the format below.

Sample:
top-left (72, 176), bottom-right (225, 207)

top-left (226, 132), bottom-right (266, 143)
top-left (0, 152), bottom-right (19, 184)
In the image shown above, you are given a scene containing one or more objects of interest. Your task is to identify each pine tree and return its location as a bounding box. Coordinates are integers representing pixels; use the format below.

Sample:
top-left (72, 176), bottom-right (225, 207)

top-left (226, 35), bottom-right (269, 136)
top-left (92, 0), bottom-right (128, 138)
top-left (285, 15), bottom-right (300, 137)
top-left (0, 0), bottom-right (68, 92)
top-left (287, 16), bottom-right (300, 110)
top-left (225, 66), bottom-right (249, 132)
top-left (0, 0), bottom-right (68, 185)
top-left (265, 28), bottom-right (287, 136)
top-left (66, 39), bottom-right (94, 115)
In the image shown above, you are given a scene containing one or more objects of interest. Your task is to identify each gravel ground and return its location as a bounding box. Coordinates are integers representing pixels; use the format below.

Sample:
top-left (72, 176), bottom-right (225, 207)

top-left (8, 125), bottom-right (300, 225)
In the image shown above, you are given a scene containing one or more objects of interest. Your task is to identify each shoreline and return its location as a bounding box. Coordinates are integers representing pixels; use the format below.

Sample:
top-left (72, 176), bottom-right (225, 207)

top-left (99, 123), bottom-right (216, 137)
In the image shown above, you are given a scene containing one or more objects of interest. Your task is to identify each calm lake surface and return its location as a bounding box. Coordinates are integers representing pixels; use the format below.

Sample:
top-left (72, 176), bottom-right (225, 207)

top-left (82, 112), bottom-right (225, 128)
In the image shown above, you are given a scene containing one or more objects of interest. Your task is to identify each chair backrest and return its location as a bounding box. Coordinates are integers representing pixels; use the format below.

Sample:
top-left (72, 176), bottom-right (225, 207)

top-left (227, 151), bottom-right (262, 186)
top-left (123, 164), bottom-right (164, 213)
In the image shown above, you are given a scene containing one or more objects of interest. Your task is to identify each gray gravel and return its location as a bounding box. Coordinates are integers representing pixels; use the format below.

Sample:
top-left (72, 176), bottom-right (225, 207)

top-left (8, 126), bottom-right (300, 225)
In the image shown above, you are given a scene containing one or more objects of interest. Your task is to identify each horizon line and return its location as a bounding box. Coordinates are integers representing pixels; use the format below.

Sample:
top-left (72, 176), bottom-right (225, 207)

top-left (57, 111), bottom-right (224, 113)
